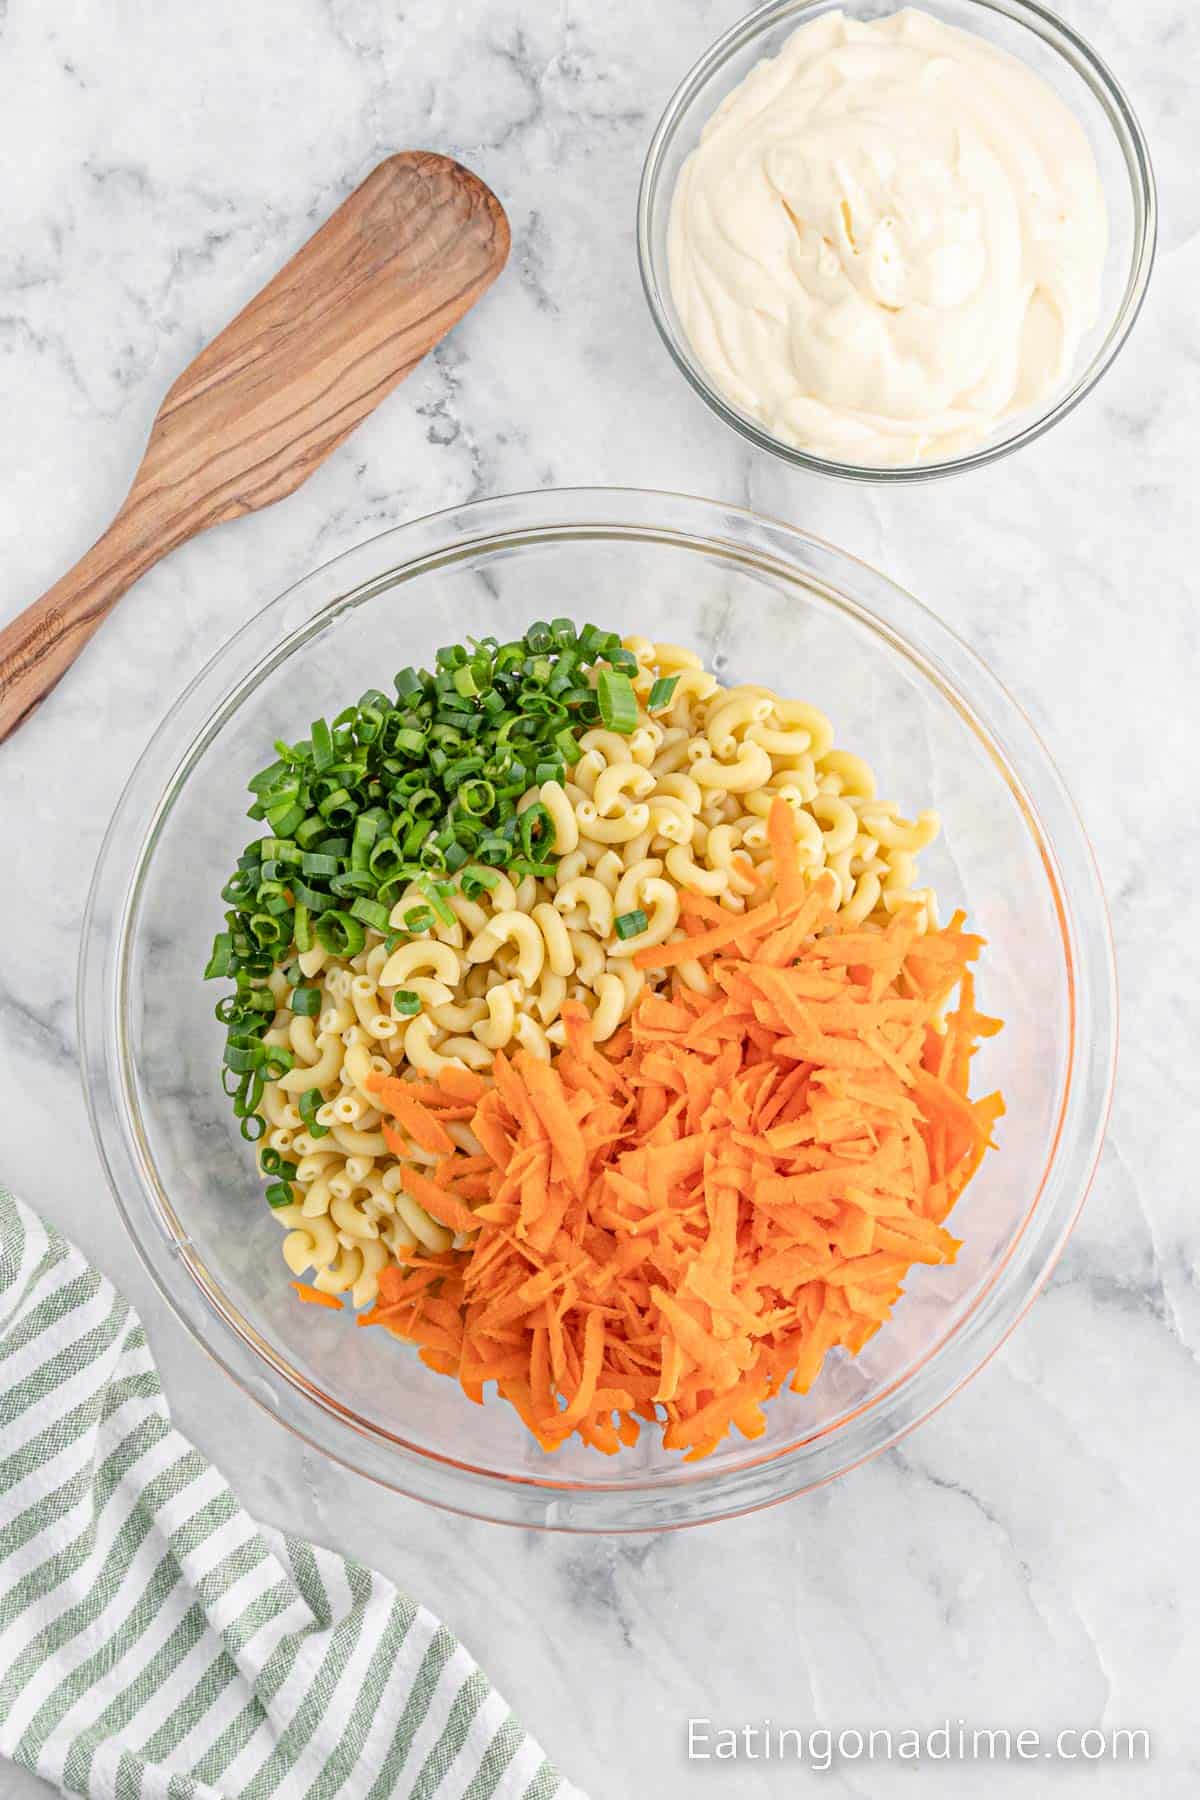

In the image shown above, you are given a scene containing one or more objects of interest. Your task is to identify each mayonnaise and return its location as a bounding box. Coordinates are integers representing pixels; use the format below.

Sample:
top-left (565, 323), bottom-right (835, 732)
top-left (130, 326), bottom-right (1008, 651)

top-left (667, 8), bottom-right (1107, 465)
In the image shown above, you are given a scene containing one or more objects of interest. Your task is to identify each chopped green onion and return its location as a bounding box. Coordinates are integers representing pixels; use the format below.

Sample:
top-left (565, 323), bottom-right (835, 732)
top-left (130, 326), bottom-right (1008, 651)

top-left (248, 758), bottom-right (287, 794)
top-left (260, 1148), bottom-right (298, 1179)
top-left (298, 1087), bottom-right (330, 1140)
top-left (519, 801), bottom-right (553, 860)
top-left (614, 908), bottom-right (649, 940)
top-left (648, 675), bottom-right (679, 711)
top-left (300, 852), bottom-right (339, 877)
top-left (315, 910), bottom-right (366, 957)
top-left (392, 727), bottom-right (427, 757)
top-left (204, 933), bottom-right (234, 980)
top-left (349, 896), bottom-right (391, 931)
top-left (351, 812), bottom-right (380, 864)
top-left (290, 984), bottom-right (321, 1017)
top-left (606, 646), bottom-right (639, 674)
top-left (318, 786), bottom-right (354, 822)
top-left (330, 869), bottom-right (376, 900)
top-left (458, 777), bottom-right (495, 816)
top-left (233, 1069), bottom-right (265, 1118)
top-left (266, 800), bottom-right (305, 838)
top-left (310, 719), bottom-right (334, 770)
top-left (459, 863), bottom-right (501, 898)
top-left (419, 878), bottom-right (457, 927)
top-left (597, 669), bottom-right (638, 735)
top-left (264, 1182), bottom-right (294, 1209)
top-left (393, 990), bottom-right (422, 1016)
top-left (291, 878), bottom-right (332, 913)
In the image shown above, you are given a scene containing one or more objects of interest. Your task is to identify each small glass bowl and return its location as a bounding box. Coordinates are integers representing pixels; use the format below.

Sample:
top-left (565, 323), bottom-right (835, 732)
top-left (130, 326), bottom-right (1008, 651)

top-left (637, 0), bottom-right (1157, 482)
top-left (80, 489), bottom-right (1116, 1529)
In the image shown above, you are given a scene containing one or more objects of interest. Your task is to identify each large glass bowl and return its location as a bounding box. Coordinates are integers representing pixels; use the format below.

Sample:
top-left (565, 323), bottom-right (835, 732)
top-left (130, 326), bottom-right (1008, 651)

top-left (79, 489), bottom-right (1116, 1529)
top-left (637, 0), bottom-right (1157, 483)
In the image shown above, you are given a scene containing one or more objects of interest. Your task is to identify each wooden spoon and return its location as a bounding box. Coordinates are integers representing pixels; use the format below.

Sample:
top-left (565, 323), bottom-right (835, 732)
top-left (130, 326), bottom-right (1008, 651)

top-left (0, 152), bottom-right (510, 743)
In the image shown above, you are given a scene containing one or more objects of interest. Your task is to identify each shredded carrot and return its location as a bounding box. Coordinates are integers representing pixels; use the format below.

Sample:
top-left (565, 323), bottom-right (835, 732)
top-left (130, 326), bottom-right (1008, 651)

top-left (290, 1282), bottom-right (343, 1312)
top-left (343, 796), bottom-right (1003, 1460)
top-left (435, 1065), bottom-right (489, 1103)
top-left (767, 794), bottom-right (807, 911)
top-left (633, 899), bottom-right (780, 970)
top-left (397, 1165), bottom-right (483, 1238)
top-left (367, 1073), bottom-right (457, 1155)
top-left (732, 852), bottom-right (767, 892)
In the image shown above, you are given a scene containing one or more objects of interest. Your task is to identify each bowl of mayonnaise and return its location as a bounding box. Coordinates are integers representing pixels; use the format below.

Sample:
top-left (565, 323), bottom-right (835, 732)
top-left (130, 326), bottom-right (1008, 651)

top-left (637, 0), bottom-right (1156, 480)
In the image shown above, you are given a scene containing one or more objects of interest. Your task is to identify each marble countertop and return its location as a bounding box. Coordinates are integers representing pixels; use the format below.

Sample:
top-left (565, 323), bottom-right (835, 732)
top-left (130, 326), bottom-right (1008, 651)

top-left (1, 0), bottom-right (1195, 1793)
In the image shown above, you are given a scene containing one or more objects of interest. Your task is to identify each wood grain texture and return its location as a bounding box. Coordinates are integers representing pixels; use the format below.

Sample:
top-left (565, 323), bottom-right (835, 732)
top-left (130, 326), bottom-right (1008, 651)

top-left (0, 152), bottom-right (509, 742)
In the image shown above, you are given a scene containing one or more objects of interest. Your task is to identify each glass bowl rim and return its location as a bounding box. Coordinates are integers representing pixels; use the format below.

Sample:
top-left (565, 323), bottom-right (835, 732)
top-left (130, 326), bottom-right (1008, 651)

top-left (636, 0), bottom-right (1158, 485)
top-left (78, 485), bottom-right (1117, 1530)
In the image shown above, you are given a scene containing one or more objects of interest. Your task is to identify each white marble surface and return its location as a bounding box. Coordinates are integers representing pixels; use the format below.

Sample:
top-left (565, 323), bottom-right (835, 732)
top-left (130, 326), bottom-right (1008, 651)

top-left (1, 1), bottom-right (1196, 1794)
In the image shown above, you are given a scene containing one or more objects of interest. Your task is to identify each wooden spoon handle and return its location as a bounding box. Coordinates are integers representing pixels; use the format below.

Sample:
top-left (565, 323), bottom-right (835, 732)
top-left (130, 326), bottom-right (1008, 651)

top-left (0, 493), bottom-right (185, 740)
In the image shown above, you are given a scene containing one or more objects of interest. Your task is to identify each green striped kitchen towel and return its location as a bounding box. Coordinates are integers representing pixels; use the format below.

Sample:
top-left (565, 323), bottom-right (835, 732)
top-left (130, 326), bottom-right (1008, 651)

top-left (0, 1188), bottom-right (586, 1800)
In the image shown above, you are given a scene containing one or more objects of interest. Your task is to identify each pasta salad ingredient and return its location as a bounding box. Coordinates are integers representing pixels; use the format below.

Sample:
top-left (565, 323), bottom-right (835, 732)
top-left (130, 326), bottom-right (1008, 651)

top-left (355, 799), bottom-right (1003, 1460)
top-left (667, 8), bottom-right (1107, 465)
top-left (212, 629), bottom-right (946, 1316)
